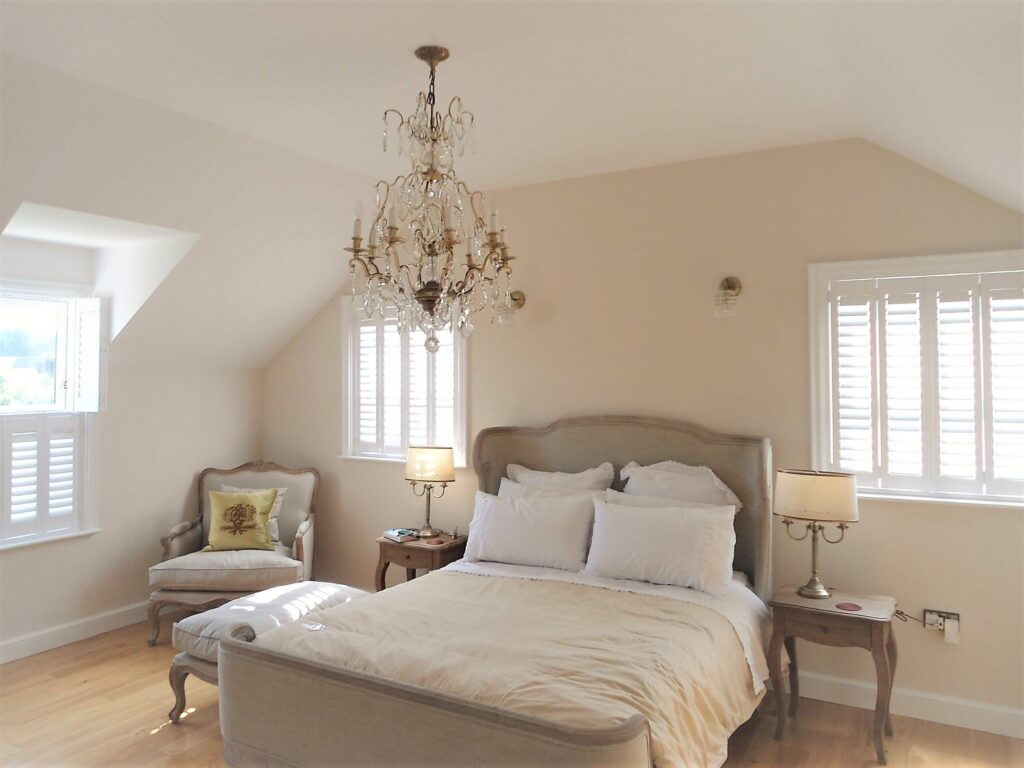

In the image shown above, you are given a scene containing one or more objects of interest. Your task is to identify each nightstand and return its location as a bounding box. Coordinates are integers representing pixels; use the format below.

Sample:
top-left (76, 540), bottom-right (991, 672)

top-left (769, 586), bottom-right (898, 765)
top-left (375, 533), bottom-right (468, 591)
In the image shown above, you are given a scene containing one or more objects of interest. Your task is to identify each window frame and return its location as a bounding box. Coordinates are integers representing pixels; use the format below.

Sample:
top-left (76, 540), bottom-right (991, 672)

top-left (341, 302), bottom-right (468, 466)
top-left (809, 250), bottom-right (1024, 505)
top-left (0, 281), bottom-right (104, 548)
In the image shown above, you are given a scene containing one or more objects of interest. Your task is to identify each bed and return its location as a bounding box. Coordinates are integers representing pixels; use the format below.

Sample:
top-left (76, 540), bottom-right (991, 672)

top-left (218, 415), bottom-right (773, 767)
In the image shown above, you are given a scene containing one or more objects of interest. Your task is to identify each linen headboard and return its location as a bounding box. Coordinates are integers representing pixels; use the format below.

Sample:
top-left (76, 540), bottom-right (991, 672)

top-left (473, 415), bottom-right (773, 601)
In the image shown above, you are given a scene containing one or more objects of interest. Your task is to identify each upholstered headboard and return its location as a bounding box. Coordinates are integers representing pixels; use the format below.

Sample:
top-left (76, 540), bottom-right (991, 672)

top-left (199, 461), bottom-right (320, 546)
top-left (473, 415), bottom-right (773, 601)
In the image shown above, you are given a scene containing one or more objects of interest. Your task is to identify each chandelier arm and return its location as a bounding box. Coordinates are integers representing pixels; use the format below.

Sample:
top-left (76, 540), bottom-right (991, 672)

top-left (349, 256), bottom-right (379, 279)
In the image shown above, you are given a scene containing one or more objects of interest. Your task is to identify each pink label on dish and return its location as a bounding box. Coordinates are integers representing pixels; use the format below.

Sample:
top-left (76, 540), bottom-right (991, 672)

top-left (836, 602), bottom-right (862, 612)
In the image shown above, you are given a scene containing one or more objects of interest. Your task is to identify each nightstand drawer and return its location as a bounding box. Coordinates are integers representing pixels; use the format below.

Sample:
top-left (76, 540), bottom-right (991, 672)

top-left (785, 614), bottom-right (872, 648)
top-left (379, 543), bottom-right (434, 569)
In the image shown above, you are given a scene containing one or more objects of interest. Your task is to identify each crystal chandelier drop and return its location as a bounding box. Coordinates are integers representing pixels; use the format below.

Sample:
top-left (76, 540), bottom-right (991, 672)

top-left (346, 45), bottom-right (523, 352)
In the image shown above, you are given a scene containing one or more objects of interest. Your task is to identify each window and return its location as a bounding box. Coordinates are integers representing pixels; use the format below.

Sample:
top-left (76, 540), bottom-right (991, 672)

top-left (0, 288), bottom-right (101, 546)
top-left (810, 252), bottom-right (1023, 503)
top-left (343, 305), bottom-right (467, 464)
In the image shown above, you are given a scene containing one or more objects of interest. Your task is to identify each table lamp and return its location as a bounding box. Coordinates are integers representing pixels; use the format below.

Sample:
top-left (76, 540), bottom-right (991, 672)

top-left (405, 446), bottom-right (455, 538)
top-left (775, 469), bottom-right (859, 599)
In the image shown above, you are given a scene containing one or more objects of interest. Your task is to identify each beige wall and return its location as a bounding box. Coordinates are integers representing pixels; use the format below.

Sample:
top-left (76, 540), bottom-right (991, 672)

top-left (0, 360), bottom-right (260, 642)
top-left (0, 58), bottom-right (367, 650)
top-left (261, 139), bottom-right (1024, 712)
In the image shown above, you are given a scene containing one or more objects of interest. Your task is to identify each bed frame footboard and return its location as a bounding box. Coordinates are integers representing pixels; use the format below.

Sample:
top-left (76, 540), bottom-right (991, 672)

top-left (219, 635), bottom-right (651, 768)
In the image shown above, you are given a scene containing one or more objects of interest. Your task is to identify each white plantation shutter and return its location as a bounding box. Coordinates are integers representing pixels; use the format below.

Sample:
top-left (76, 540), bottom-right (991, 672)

top-left (1, 413), bottom-right (84, 543)
top-left (348, 307), bottom-right (465, 462)
top-left (982, 272), bottom-right (1024, 493)
top-left (71, 297), bottom-right (102, 412)
top-left (818, 261), bottom-right (1023, 502)
top-left (934, 279), bottom-right (981, 485)
top-left (831, 285), bottom-right (876, 475)
top-left (880, 285), bottom-right (923, 480)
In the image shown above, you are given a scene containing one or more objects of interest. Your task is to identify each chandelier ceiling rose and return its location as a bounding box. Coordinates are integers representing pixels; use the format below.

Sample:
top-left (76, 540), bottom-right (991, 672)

top-left (345, 44), bottom-right (523, 352)
top-left (414, 46), bottom-right (450, 67)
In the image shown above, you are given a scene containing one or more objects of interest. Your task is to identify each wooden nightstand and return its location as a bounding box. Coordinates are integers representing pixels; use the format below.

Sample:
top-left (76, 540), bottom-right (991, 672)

top-left (375, 533), bottom-right (468, 591)
top-left (769, 586), bottom-right (898, 765)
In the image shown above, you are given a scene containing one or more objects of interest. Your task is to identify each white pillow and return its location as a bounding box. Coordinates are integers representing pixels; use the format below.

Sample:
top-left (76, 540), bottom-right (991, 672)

top-left (585, 499), bottom-right (736, 595)
top-left (604, 488), bottom-right (728, 510)
top-left (620, 461), bottom-right (741, 508)
top-left (220, 484), bottom-right (287, 544)
top-left (506, 462), bottom-right (615, 491)
top-left (465, 492), bottom-right (595, 571)
top-left (499, 477), bottom-right (605, 500)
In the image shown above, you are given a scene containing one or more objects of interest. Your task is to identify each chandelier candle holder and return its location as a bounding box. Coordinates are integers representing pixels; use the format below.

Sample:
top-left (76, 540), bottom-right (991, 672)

top-left (346, 45), bottom-right (525, 352)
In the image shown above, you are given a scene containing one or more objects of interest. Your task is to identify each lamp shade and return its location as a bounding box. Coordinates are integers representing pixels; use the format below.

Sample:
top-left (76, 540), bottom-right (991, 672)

top-left (774, 469), bottom-right (858, 523)
top-left (405, 446), bottom-right (456, 483)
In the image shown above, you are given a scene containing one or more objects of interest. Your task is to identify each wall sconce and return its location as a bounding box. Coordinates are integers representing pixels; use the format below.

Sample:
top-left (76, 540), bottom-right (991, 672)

top-left (496, 290), bottom-right (526, 327)
top-left (715, 277), bottom-right (741, 318)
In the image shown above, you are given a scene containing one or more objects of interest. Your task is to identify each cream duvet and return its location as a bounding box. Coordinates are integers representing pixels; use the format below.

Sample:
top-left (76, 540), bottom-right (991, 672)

top-left (253, 562), bottom-right (769, 768)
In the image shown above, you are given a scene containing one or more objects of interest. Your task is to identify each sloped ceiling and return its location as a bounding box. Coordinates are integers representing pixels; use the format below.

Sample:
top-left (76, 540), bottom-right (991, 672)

top-left (1, 1), bottom-right (1020, 212)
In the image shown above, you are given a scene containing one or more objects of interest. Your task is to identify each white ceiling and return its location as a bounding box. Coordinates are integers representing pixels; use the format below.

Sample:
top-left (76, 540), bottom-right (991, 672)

top-left (1, 1), bottom-right (1021, 211)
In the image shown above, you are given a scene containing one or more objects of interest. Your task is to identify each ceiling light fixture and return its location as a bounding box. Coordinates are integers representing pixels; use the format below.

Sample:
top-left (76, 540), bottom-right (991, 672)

top-left (346, 45), bottom-right (524, 352)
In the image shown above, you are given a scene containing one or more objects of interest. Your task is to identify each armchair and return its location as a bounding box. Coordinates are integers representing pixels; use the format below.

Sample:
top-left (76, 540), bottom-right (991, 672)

top-left (147, 461), bottom-right (320, 645)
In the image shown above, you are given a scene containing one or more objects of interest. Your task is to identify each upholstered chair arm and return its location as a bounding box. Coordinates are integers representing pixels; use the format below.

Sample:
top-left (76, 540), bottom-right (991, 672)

top-left (294, 515), bottom-right (314, 580)
top-left (161, 518), bottom-right (202, 561)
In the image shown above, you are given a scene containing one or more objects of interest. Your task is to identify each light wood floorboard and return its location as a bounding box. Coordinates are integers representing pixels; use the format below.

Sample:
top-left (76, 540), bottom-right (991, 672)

top-left (1, 622), bottom-right (1020, 767)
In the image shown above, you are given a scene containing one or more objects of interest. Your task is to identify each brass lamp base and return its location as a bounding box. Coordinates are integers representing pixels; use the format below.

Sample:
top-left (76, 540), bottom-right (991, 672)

top-left (797, 575), bottom-right (832, 599)
top-left (417, 525), bottom-right (440, 539)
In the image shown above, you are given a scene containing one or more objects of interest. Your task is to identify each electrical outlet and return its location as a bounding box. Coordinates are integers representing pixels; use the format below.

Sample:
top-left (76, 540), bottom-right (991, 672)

top-left (924, 609), bottom-right (960, 634)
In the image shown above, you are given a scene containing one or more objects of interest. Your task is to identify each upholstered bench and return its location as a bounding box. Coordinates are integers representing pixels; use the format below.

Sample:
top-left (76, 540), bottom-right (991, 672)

top-left (168, 581), bottom-right (369, 722)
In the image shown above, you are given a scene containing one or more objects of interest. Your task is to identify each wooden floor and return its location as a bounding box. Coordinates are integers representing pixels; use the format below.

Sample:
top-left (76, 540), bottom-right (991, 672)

top-left (1, 622), bottom-right (1020, 767)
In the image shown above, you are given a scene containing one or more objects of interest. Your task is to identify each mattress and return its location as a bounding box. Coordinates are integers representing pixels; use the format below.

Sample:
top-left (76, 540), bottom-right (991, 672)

top-left (252, 562), bottom-right (770, 768)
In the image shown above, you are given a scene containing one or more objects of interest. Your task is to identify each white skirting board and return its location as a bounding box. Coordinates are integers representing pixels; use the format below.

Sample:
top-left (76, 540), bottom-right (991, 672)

top-left (0, 601), bottom-right (149, 664)
top-left (774, 672), bottom-right (1024, 740)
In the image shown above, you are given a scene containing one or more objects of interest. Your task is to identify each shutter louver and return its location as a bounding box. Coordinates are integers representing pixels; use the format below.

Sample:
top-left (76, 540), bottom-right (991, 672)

top-left (985, 281), bottom-right (1024, 483)
top-left (882, 292), bottom-right (923, 476)
top-left (936, 289), bottom-right (978, 480)
top-left (833, 293), bottom-right (875, 473)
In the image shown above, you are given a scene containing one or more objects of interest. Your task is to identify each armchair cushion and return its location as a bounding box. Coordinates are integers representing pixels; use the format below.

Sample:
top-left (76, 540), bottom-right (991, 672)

top-left (149, 550), bottom-right (303, 592)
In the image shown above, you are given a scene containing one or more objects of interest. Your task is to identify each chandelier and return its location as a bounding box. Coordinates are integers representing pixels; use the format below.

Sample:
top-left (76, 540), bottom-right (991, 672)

top-left (346, 45), bottom-right (523, 353)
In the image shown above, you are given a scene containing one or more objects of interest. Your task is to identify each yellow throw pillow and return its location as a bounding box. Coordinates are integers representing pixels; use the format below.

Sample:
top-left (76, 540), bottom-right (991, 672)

top-left (204, 489), bottom-right (278, 552)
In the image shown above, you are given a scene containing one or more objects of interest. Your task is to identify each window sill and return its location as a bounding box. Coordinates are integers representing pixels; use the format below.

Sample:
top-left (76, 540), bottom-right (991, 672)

top-left (857, 492), bottom-right (1023, 509)
top-left (338, 454), bottom-right (469, 470)
top-left (0, 527), bottom-right (102, 552)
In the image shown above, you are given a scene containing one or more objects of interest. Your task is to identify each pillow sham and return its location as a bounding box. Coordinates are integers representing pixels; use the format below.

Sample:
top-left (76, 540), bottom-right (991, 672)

top-left (220, 484), bottom-right (288, 544)
top-left (499, 477), bottom-right (605, 500)
top-left (506, 462), bottom-right (615, 491)
top-left (204, 489), bottom-right (278, 552)
top-left (620, 461), bottom-right (741, 508)
top-left (465, 492), bottom-right (595, 571)
top-left (584, 499), bottom-right (736, 595)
